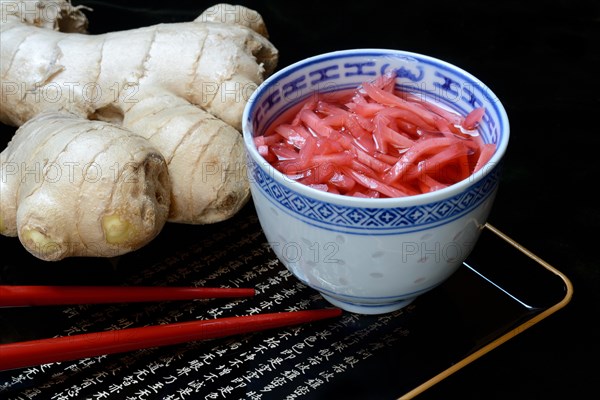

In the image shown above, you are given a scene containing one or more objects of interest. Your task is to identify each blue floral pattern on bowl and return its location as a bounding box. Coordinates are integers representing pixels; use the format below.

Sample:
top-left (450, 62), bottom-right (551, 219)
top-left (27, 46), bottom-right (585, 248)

top-left (248, 159), bottom-right (501, 235)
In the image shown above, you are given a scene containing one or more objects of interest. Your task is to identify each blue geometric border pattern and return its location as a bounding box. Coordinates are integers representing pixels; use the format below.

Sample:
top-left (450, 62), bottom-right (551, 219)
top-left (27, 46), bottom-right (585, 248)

top-left (250, 161), bottom-right (501, 233)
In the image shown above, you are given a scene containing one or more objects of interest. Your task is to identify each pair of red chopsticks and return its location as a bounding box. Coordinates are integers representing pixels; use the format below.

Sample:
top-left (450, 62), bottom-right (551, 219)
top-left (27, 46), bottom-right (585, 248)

top-left (0, 285), bottom-right (342, 371)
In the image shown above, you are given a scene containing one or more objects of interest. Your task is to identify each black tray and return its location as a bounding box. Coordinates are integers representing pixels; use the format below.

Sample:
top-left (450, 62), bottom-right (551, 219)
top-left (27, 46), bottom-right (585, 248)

top-left (0, 202), bottom-right (572, 399)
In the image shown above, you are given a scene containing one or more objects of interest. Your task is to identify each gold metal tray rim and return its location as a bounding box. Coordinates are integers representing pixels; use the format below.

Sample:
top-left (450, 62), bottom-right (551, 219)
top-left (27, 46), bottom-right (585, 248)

top-left (399, 223), bottom-right (574, 399)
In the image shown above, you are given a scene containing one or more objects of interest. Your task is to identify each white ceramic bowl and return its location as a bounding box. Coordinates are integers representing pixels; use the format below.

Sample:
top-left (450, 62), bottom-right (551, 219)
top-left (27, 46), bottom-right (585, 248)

top-left (242, 49), bottom-right (509, 314)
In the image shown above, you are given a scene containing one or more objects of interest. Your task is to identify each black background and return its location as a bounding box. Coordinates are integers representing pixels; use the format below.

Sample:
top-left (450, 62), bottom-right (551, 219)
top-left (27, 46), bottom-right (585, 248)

top-left (2, 1), bottom-right (599, 398)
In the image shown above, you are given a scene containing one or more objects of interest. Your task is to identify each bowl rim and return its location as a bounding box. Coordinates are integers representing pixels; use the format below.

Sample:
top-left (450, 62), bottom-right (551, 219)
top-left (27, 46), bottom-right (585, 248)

top-left (242, 48), bottom-right (509, 207)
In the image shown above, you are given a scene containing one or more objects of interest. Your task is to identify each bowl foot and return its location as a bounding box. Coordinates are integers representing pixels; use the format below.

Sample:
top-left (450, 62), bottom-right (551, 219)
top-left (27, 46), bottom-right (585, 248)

top-left (320, 294), bottom-right (416, 315)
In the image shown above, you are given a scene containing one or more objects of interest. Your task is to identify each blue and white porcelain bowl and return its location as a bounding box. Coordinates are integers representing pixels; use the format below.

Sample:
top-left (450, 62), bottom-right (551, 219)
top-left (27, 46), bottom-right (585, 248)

top-left (242, 49), bottom-right (509, 314)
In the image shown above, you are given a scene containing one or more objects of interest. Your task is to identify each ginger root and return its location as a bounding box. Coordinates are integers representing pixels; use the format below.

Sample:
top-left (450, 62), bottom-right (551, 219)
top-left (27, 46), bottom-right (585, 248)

top-left (0, 1), bottom-right (278, 260)
top-left (0, 112), bottom-right (171, 261)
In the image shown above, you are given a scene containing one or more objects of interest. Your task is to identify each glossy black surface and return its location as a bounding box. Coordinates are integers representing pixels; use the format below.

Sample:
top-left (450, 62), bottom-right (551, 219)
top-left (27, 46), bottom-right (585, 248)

top-left (1, 0), bottom-right (598, 398)
top-left (0, 204), bottom-right (569, 399)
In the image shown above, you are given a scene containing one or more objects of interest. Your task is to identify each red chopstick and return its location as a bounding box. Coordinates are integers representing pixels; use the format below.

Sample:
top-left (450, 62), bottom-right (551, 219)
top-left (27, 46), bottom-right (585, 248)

top-left (0, 285), bottom-right (255, 307)
top-left (0, 308), bottom-right (343, 371)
